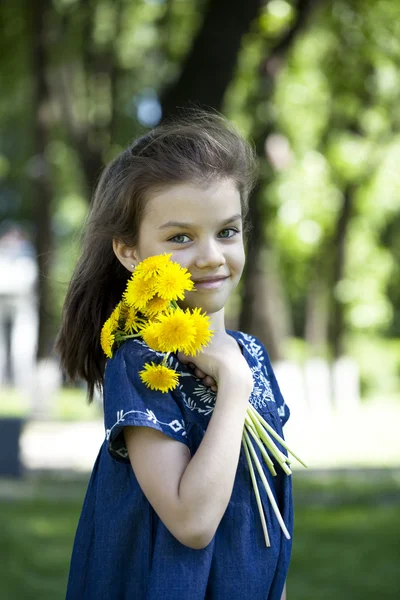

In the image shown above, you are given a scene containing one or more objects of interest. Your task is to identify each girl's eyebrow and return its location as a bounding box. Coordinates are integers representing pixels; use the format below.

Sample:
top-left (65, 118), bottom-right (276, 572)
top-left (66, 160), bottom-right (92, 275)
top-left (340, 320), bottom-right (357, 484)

top-left (159, 213), bottom-right (242, 230)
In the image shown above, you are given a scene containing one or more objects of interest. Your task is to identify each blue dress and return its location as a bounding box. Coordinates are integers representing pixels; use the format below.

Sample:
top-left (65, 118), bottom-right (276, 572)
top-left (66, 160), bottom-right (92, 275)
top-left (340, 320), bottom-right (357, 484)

top-left (66, 330), bottom-right (293, 600)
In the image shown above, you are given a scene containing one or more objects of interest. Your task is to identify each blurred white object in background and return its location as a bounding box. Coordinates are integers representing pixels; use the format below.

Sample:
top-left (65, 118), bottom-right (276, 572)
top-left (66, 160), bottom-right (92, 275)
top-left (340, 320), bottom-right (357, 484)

top-left (0, 224), bottom-right (38, 395)
top-left (332, 356), bottom-right (361, 414)
top-left (304, 357), bottom-right (333, 420)
top-left (31, 359), bottom-right (63, 419)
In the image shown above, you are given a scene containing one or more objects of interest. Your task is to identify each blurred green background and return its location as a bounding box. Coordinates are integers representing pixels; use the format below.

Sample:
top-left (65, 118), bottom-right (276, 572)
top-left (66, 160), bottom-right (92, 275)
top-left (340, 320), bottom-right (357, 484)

top-left (1, 0), bottom-right (400, 597)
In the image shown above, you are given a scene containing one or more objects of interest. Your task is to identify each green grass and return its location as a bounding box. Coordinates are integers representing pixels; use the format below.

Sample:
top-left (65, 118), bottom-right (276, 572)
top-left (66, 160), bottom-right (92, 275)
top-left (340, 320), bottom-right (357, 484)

top-left (0, 473), bottom-right (399, 599)
top-left (0, 487), bottom-right (84, 599)
top-left (0, 386), bottom-right (101, 421)
top-left (288, 472), bottom-right (400, 599)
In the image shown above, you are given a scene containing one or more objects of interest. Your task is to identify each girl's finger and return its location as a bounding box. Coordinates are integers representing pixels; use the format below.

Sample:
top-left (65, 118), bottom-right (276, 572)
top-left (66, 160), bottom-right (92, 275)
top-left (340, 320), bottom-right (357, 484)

top-left (211, 385), bottom-right (218, 392)
top-left (177, 352), bottom-right (189, 364)
top-left (177, 352), bottom-right (195, 364)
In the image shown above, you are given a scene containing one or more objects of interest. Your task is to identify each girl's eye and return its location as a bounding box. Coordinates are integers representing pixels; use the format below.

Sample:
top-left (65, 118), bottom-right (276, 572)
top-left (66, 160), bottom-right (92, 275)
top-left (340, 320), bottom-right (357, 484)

top-left (218, 228), bottom-right (239, 239)
top-left (169, 234), bottom-right (191, 244)
top-left (168, 228), bottom-right (240, 244)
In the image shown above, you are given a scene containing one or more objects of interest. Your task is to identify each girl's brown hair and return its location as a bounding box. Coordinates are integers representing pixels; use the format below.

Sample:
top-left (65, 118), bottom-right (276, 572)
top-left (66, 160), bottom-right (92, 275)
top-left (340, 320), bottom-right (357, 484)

top-left (56, 111), bottom-right (258, 401)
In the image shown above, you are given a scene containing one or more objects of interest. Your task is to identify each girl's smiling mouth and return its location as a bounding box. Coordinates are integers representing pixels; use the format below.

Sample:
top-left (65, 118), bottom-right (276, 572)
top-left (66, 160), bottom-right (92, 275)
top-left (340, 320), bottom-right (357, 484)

top-left (193, 276), bottom-right (229, 289)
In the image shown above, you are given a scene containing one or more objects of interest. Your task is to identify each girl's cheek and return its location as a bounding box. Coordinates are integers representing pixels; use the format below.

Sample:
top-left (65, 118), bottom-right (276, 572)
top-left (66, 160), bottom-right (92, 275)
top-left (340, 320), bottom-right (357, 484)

top-left (170, 248), bottom-right (193, 269)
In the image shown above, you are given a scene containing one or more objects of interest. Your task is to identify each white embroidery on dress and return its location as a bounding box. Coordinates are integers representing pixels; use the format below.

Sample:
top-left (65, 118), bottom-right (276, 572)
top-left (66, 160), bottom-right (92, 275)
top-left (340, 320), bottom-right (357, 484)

top-left (180, 387), bottom-right (215, 416)
top-left (249, 364), bottom-right (276, 409)
top-left (133, 338), bottom-right (166, 358)
top-left (106, 408), bottom-right (187, 441)
top-left (238, 332), bottom-right (288, 421)
top-left (240, 332), bottom-right (266, 364)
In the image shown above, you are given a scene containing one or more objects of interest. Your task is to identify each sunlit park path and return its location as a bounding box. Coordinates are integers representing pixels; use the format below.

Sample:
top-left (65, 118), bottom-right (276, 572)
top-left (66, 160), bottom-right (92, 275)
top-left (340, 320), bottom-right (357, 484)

top-left (12, 396), bottom-right (400, 472)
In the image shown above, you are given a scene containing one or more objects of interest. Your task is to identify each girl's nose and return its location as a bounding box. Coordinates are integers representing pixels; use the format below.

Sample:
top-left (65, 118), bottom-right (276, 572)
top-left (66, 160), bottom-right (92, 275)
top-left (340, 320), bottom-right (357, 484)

top-left (195, 240), bottom-right (226, 270)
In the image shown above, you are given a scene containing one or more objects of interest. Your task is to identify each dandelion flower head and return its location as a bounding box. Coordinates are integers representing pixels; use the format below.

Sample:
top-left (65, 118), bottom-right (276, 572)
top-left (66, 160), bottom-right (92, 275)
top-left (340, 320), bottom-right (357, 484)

top-left (142, 295), bottom-right (171, 318)
top-left (123, 304), bottom-right (141, 334)
top-left (100, 319), bottom-right (115, 359)
top-left (123, 273), bottom-right (156, 311)
top-left (185, 307), bottom-right (214, 355)
top-left (134, 253), bottom-right (172, 280)
top-left (109, 301), bottom-right (123, 330)
top-left (155, 308), bottom-right (196, 353)
top-left (139, 363), bottom-right (179, 393)
top-left (141, 321), bottom-right (164, 352)
top-left (155, 261), bottom-right (194, 301)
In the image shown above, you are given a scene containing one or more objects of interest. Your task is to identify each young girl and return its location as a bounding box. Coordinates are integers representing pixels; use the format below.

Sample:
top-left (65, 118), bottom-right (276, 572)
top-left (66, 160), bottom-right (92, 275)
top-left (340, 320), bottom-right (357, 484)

top-left (57, 112), bottom-right (292, 600)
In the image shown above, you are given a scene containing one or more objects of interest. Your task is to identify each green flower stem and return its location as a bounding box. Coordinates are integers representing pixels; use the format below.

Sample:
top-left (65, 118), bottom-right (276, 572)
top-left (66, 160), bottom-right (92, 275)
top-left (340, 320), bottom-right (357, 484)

top-left (242, 434), bottom-right (270, 547)
top-left (248, 404), bottom-right (308, 469)
top-left (246, 410), bottom-right (292, 476)
top-left (161, 352), bottom-right (171, 366)
top-left (171, 300), bottom-right (179, 310)
top-left (247, 408), bottom-right (292, 467)
top-left (248, 414), bottom-right (290, 473)
top-left (244, 416), bottom-right (277, 476)
top-left (115, 332), bottom-right (142, 342)
top-left (243, 429), bottom-right (291, 541)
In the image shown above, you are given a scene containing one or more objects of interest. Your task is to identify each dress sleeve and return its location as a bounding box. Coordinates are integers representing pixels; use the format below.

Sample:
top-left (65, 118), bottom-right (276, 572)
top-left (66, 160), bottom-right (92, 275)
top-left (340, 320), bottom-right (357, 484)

top-left (103, 340), bottom-right (190, 462)
top-left (257, 338), bottom-right (291, 427)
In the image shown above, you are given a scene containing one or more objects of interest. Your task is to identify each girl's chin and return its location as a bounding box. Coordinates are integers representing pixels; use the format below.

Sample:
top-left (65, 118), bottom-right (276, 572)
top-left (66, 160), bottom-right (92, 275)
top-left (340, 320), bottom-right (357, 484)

top-left (178, 298), bottom-right (225, 315)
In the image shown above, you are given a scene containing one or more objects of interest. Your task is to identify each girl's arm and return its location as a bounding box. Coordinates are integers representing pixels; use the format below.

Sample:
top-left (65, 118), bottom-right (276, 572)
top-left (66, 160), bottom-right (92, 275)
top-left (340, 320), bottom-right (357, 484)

top-left (124, 369), bottom-right (251, 549)
top-left (281, 583), bottom-right (287, 600)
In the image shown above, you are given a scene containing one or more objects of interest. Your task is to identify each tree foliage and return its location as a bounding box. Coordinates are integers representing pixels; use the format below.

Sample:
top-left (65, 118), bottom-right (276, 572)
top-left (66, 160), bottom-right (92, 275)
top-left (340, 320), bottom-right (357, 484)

top-left (1, 0), bottom-right (399, 395)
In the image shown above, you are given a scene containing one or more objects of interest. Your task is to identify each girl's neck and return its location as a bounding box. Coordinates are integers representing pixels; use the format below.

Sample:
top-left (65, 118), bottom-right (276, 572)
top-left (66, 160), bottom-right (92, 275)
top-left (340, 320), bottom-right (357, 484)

top-left (208, 308), bottom-right (226, 333)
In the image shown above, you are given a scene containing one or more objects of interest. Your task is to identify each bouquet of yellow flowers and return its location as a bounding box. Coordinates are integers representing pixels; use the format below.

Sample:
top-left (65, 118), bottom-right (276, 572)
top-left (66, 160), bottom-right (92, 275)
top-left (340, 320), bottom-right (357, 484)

top-left (101, 253), bottom-right (306, 546)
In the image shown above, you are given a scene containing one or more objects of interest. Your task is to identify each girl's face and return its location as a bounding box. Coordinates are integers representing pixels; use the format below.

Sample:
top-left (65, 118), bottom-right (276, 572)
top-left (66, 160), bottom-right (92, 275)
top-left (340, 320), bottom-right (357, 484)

top-left (114, 178), bottom-right (245, 319)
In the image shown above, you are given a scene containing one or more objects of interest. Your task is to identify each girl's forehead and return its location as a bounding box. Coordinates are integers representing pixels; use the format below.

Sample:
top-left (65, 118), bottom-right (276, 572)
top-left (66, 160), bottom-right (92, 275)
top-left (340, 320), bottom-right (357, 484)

top-left (145, 179), bottom-right (241, 222)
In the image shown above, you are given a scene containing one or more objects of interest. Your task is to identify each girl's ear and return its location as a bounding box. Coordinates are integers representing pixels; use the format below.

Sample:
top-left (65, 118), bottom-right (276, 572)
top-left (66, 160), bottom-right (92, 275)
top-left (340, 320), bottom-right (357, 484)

top-left (112, 239), bottom-right (138, 271)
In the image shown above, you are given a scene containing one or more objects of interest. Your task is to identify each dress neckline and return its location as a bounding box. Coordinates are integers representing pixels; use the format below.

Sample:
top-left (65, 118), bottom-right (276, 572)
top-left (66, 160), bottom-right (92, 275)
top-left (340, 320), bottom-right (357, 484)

top-left (226, 329), bottom-right (246, 357)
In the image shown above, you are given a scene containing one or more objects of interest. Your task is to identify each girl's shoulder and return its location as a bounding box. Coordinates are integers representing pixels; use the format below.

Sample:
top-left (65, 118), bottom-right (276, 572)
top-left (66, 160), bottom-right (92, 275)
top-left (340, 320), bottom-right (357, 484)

top-left (106, 337), bottom-right (163, 372)
top-left (227, 329), bottom-right (270, 366)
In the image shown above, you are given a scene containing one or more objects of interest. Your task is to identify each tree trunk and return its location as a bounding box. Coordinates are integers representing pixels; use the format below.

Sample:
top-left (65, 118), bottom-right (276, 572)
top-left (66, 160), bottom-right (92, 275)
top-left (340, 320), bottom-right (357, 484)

top-left (29, 0), bottom-right (54, 359)
top-left (54, 0), bottom-right (124, 198)
top-left (304, 275), bottom-right (330, 353)
top-left (330, 184), bottom-right (354, 357)
top-left (161, 0), bottom-right (262, 118)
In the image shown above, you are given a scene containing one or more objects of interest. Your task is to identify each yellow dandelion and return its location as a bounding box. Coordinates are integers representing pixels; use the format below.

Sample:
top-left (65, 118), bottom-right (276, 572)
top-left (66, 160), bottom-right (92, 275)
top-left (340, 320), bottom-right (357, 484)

top-left (139, 362), bottom-right (179, 393)
top-left (141, 321), bottom-right (165, 352)
top-left (123, 273), bottom-right (157, 311)
top-left (122, 304), bottom-right (142, 334)
top-left (100, 319), bottom-right (115, 359)
top-left (134, 253), bottom-right (173, 280)
top-left (184, 308), bottom-right (214, 355)
top-left (142, 295), bottom-right (171, 318)
top-left (109, 301), bottom-right (123, 329)
top-left (154, 262), bottom-right (194, 301)
top-left (155, 309), bottom-right (196, 353)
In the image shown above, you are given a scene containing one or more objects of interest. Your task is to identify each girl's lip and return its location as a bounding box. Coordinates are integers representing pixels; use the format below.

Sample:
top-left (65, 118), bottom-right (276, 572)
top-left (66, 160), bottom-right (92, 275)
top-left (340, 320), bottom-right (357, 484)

top-left (193, 277), bottom-right (228, 289)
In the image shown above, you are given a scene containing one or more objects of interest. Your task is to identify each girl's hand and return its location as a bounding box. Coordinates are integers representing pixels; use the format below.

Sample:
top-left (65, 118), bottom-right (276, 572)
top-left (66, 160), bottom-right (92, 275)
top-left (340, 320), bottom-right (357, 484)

top-left (177, 331), bottom-right (253, 395)
top-left (187, 362), bottom-right (218, 392)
